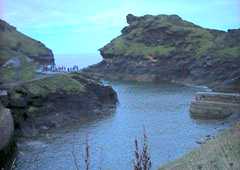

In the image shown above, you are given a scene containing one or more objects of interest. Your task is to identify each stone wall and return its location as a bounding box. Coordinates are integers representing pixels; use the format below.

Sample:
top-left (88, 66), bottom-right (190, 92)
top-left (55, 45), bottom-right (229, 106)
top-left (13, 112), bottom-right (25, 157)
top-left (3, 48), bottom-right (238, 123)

top-left (190, 92), bottom-right (240, 119)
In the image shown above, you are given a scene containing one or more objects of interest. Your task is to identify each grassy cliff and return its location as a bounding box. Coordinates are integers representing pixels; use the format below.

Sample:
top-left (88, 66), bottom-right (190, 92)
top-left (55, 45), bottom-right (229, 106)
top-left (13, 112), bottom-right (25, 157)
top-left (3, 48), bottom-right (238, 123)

top-left (86, 14), bottom-right (240, 88)
top-left (101, 14), bottom-right (239, 60)
top-left (0, 19), bottom-right (54, 83)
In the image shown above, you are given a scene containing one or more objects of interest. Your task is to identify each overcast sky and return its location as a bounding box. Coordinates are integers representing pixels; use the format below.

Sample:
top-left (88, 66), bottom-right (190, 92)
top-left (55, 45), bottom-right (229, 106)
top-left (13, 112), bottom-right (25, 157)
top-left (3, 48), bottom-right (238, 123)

top-left (1, 0), bottom-right (240, 54)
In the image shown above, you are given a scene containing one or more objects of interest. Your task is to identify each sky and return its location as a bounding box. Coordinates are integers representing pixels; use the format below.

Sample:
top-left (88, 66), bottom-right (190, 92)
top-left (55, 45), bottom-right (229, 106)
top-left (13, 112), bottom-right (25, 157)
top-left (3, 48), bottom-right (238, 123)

top-left (1, 0), bottom-right (240, 54)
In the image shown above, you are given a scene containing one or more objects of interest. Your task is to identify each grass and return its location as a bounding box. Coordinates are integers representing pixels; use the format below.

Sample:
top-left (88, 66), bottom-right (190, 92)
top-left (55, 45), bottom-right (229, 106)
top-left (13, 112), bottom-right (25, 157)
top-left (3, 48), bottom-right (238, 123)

top-left (104, 19), bottom-right (216, 59)
top-left (0, 67), bottom-right (16, 82)
top-left (103, 15), bottom-right (228, 59)
top-left (0, 55), bottom-right (36, 83)
top-left (159, 123), bottom-right (240, 170)
top-left (139, 14), bottom-right (196, 29)
top-left (18, 55), bottom-right (36, 81)
top-left (106, 38), bottom-right (175, 57)
top-left (215, 47), bottom-right (240, 58)
top-left (184, 27), bottom-right (215, 57)
top-left (7, 74), bottom-right (88, 128)
top-left (21, 74), bottom-right (86, 97)
top-left (0, 48), bottom-right (19, 65)
top-left (0, 25), bottom-right (50, 57)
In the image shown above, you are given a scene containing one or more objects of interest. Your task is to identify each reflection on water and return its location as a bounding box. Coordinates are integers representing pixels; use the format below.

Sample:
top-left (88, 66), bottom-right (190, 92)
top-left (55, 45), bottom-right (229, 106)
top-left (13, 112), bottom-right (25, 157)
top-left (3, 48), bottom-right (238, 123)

top-left (15, 81), bottom-right (230, 170)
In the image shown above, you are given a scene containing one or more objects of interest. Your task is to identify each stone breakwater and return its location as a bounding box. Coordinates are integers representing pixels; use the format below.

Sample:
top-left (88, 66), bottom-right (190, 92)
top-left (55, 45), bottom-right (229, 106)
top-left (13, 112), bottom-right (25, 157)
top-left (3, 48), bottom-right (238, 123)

top-left (190, 92), bottom-right (240, 119)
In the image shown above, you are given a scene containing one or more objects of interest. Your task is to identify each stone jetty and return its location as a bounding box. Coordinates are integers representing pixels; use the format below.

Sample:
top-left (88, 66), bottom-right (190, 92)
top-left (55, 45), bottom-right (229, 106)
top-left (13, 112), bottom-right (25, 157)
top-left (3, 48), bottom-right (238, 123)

top-left (190, 92), bottom-right (240, 119)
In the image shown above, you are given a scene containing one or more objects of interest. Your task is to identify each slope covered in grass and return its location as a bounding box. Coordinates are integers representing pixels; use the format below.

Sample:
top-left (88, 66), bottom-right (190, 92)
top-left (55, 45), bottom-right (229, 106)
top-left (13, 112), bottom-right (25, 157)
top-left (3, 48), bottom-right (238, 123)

top-left (0, 19), bottom-right (54, 83)
top-left (86, 14), bottom-right (240, 88)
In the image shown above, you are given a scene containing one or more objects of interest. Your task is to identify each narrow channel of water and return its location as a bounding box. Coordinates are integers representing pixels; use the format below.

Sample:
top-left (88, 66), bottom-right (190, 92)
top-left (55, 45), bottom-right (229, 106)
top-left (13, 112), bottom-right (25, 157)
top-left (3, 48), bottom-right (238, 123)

top-left (14, 81), bottom-right (230, 170)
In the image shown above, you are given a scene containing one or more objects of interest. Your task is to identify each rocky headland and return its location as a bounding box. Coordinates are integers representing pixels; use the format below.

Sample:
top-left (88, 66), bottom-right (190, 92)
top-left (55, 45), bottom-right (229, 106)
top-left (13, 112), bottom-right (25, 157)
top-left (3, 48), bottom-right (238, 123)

top-left (0, 19), bottom-right (118, 169)
top-left (84, 14), bottom-right (240, 92)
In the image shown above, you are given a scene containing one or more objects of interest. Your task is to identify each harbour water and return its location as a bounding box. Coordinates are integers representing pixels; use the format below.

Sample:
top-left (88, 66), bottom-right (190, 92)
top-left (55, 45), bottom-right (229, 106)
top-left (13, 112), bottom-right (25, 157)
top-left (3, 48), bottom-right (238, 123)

top-left (14, 55), bottom-right (230, 170)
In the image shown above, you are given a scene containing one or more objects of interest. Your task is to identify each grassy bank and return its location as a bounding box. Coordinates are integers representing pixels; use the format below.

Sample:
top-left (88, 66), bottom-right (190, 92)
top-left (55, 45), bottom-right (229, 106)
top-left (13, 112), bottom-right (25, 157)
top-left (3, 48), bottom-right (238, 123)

top-left (159, 122), bottom-right (240, 170)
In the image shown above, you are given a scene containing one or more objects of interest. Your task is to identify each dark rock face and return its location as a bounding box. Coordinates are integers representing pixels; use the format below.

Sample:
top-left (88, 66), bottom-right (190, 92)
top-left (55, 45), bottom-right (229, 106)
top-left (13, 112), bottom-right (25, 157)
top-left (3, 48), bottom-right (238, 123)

top-left (1, 73), bottom-right (118, 137)
top-left (85, 14), bottom-right (240, 92)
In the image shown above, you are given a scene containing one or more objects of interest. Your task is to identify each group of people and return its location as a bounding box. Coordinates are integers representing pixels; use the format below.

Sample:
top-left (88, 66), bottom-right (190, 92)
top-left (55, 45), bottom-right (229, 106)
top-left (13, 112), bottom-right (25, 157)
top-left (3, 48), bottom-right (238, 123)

top-left (40, 65), bottom-right (80, 73)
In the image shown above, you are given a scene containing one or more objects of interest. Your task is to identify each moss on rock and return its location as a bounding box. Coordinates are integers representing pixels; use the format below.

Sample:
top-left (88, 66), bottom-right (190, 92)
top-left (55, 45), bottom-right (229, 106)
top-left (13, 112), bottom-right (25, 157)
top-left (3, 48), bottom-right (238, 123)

top-left (101, 14), bottom-right (224, 59)
top-left (20, 74), bottom-right (86, 98)
top-left (3, 73), bottom-right (117, 137)
top-left (106, 38), bottom-right (175, 57)
top-left (216, 47), bottom-right (240, 58)
top-left (0, 55), bottom-right (37, 83)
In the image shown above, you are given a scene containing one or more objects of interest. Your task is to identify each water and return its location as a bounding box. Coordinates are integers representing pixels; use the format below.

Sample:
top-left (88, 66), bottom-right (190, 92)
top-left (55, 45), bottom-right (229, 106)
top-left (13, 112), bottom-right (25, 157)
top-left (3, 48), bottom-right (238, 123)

top-left (54, 54), bottom-right (102, 69)
top-left (14, 81), bottom-right (230, 170)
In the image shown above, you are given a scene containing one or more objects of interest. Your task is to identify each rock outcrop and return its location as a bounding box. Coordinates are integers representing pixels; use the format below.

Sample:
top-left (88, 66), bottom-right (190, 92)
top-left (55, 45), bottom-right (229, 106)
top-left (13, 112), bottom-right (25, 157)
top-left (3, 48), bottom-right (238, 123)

top-left (190, 92), bottom-right (240, 119)
top-left (0, 103), bottom-right (15, 169)
top-left (85, 14), bottom-right (240, 91)
top-left (1, 73), bottom-right (117, 137)
top-left (0, 19), bottom-right (54, 84)
top-left (159, 123), bottom-right (240, 170)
